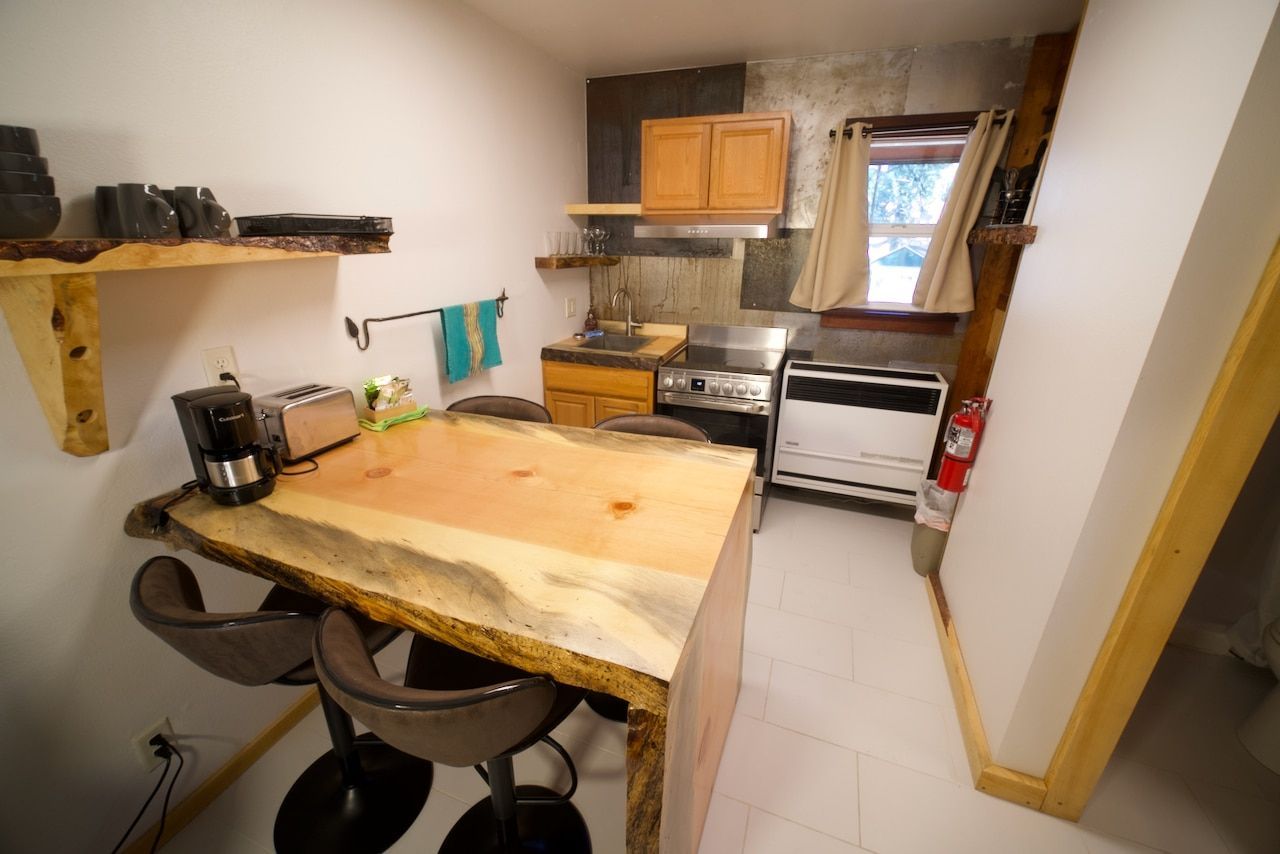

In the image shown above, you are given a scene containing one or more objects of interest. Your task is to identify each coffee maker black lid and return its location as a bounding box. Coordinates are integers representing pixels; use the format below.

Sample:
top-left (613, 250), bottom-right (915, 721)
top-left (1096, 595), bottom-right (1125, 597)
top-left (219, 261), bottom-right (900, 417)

top-left (186, 389), bottom-right (258, 451)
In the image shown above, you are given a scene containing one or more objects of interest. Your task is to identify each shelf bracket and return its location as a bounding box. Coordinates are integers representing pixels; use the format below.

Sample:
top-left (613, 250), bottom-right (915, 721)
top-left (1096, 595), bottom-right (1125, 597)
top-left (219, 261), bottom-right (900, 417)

top-left (0, 273), bottom-right (109, 456)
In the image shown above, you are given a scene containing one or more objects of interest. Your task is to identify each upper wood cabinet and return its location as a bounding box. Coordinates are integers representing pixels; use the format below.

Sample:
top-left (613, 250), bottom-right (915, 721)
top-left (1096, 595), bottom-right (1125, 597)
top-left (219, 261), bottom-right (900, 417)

top-left (641, 111), bottom-right (791, 215)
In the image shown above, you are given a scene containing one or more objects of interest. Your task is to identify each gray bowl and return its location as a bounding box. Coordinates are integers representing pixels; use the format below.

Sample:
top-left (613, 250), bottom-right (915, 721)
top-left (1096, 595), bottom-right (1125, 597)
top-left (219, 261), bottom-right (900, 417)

top-left (0, 126), bottom-right (39, 155)
top-left (0, 151), bottom-right (47, 174)
top-left (0, 194), bottom-right (61, 238)
top-left (0, 170), bottom-right (55, 195)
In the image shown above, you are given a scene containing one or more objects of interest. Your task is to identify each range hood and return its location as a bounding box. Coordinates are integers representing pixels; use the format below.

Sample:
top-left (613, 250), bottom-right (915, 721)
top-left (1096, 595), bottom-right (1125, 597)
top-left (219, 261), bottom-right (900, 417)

top-left (633, 214), bottom-right (778, 239)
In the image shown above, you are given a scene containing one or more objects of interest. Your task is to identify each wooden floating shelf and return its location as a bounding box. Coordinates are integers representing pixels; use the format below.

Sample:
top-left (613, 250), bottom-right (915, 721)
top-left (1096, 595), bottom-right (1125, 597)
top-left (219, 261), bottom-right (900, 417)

top-left (534, 255), bottom-right (621, 269)
top-left (969, 224), bottom-right (1037, 246)
top-left (0, 235), bottom-right (391, 457)
top-left (564, 203), bottom-right (642, 216)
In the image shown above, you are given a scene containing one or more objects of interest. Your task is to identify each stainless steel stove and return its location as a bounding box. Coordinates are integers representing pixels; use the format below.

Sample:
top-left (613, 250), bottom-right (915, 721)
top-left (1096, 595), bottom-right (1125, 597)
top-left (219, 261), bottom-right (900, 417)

top-left (656, 324), bottom-right (789, 530)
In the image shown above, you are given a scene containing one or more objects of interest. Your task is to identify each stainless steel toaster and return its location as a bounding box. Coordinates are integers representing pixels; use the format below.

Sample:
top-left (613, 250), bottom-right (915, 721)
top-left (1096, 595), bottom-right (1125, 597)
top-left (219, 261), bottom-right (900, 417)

top-left (254, 383), bottom-right (359, 463)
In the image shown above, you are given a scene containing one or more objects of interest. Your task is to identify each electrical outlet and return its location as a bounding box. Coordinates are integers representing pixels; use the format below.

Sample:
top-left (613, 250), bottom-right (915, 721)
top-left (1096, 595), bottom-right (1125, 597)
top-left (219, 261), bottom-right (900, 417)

top-left (564, 297), bottom-right (576, 318)
top-left (201, 345), bottom-right (239, 386)
top-left (132, 717), bottom-right (174, 770)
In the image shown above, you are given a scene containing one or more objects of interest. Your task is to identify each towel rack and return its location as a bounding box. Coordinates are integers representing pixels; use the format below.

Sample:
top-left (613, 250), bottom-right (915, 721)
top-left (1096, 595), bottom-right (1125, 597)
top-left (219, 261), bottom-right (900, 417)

top-left (344, 289), bottom-right (507, 351)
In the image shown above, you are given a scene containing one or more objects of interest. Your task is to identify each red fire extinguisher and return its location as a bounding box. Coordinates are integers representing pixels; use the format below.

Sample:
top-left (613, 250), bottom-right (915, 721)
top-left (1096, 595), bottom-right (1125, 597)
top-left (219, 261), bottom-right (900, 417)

top-left (937, 397), bottom-right (991, 493)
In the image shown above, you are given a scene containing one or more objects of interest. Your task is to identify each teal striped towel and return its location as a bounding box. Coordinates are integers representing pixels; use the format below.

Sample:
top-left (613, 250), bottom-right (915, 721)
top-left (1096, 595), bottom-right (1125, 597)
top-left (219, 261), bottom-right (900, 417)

top-left (442, 299), bottom-right (502, 383)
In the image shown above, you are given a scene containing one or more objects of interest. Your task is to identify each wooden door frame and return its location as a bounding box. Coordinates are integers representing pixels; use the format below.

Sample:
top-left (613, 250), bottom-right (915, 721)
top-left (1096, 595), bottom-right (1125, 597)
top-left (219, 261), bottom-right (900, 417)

top-left (1039, 236), bottom-right (1280, 818)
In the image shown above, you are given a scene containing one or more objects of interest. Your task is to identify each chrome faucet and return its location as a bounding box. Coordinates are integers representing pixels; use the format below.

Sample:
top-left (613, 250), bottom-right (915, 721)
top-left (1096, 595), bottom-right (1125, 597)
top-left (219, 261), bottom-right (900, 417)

top-left (610, 287), bottom-right (643, 336)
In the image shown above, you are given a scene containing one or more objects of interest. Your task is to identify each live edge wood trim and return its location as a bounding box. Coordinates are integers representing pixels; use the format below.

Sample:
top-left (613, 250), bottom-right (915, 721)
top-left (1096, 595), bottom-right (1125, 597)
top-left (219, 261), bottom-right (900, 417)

top-left (0, 236), bottom-right (389, 457)
top-left (820, 308), bottom-right (959, 335)
top-left (123, 688), bottom-right (321, 854)
top-left (926, 573), bottom-right (1049, 810)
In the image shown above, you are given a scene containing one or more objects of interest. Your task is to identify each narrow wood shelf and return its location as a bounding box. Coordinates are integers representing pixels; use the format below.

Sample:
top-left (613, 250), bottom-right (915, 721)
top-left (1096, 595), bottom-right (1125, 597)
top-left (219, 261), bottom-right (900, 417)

top-left (564, 203), bottom-right (642, 216)
top-left (0, 235), bottom-right (391, 457)
top-left (968, 224), bottom-right (1037, 246)
top-left (534, 255), bottom-right (621, 269)
top-left (0, 234), bottom-right (389, 276)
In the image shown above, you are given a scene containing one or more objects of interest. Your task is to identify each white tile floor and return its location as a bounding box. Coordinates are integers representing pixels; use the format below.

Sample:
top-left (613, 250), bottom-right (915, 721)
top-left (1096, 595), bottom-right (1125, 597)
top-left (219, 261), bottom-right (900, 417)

top-left (163, 491), bottom-right (1280, 853)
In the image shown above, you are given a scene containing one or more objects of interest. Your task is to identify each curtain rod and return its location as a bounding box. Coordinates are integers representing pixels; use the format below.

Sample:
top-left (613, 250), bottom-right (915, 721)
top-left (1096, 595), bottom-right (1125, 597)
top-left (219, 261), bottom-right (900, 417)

top-left (829, 113), bottom-right (1008, 139)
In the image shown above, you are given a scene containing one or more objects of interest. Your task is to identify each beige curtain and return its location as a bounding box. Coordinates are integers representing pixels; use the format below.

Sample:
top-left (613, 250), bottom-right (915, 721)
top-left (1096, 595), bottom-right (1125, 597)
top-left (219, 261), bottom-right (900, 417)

top-left (912, 110), bottom-right (1013, 313)
top-left (790, 122), bottom-right (872, 311)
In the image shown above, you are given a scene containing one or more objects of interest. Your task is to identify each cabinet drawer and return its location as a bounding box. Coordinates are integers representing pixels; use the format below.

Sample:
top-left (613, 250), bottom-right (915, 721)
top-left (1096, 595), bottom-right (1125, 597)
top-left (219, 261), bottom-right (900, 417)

top-left (543, 361), bottom-right (653, 401)
top-left (596, 395), bottom-right (650, 420)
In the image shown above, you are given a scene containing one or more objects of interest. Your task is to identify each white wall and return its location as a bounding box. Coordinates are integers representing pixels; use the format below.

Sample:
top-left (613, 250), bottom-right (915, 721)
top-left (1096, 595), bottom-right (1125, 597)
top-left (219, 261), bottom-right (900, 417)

top-left (942, 0), bottom-right (1280, 774)
top-left (0, 1), bottom-right (587, 849)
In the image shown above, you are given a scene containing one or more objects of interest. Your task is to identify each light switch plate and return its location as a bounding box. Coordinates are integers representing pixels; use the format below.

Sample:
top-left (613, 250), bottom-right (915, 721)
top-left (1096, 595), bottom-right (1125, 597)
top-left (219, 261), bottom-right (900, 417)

top-left (564, 298), bottom-right (576, 318)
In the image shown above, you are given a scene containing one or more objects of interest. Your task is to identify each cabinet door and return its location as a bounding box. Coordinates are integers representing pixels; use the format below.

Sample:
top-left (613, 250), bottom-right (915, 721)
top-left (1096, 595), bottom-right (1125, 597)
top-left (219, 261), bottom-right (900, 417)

top-left (641, 119), bottom-right (712, 212)
top-left (595, 395), bottom-right (650, 422)
top-left (708, 115), bottom-right (790, 212)
top-left (545, 390), bottom-right (594, 428)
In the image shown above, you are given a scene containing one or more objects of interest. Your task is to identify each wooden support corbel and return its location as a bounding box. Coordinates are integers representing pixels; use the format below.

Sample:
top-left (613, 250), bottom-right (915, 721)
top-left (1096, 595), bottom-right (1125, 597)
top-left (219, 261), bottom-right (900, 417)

top-left (0, 273), bottom-right (109, 456)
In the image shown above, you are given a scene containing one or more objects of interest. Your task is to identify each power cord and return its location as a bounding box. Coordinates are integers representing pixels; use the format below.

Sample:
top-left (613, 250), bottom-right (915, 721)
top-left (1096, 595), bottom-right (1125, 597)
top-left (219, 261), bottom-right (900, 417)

top-left (218, 371), bottom-right (241, 389)
top-left (109, 734), bottom-right (184, 854)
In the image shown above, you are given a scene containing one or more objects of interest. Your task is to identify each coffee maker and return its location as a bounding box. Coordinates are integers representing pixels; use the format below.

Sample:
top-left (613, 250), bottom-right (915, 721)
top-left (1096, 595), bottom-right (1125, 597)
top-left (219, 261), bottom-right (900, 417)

top-left (173, 386), bottom-right (280, 505)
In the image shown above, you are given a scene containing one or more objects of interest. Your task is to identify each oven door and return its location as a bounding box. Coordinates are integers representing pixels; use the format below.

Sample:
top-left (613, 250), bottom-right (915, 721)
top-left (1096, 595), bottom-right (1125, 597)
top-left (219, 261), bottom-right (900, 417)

top-left (656, 396), bottom-right (774, 530)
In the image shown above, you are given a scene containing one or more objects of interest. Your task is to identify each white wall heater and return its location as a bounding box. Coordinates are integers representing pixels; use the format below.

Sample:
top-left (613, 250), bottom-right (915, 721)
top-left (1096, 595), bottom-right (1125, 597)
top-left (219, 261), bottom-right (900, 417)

top-left (771, 361), bottom-right (949, 505)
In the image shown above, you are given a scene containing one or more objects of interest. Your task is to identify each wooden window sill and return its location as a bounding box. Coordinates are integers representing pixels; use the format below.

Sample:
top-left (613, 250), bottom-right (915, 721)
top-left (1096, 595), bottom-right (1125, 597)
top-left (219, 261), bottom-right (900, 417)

top-left (819, 308), bottom-right (960, 335)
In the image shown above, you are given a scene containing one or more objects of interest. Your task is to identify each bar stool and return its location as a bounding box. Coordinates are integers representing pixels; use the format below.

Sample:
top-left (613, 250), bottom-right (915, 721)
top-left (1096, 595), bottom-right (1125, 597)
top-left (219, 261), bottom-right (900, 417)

top-left (594, 413), bottom-right (710, 442)
top-left (314, 608), bottom-right (591, 854)
top-left (129, 556), bottom-right (432, 854)
top-left (447, 395), bottom-right (552, 423)
top-left (588, 413), bottom-right (711, 722)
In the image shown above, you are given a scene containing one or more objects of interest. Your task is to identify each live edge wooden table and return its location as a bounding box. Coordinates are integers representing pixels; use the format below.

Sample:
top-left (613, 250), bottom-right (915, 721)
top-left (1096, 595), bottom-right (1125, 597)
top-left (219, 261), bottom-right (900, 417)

top-left (125, 410), bottom-right (756, 853)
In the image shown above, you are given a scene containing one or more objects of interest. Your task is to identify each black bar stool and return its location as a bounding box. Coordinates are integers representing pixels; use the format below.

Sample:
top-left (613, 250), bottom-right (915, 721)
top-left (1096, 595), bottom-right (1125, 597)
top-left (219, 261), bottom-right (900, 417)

top-left (129, 556), bottom-right (432, 853)
top-left (447, 395), bottom-right (552, 423)
top-left (314, 607), bottom-right (592, 854)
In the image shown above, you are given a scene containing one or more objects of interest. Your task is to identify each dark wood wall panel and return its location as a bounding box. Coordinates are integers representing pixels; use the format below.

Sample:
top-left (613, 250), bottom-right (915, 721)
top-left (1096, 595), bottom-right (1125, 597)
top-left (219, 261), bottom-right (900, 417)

top-left (586, 64), bottom-right (747, 204)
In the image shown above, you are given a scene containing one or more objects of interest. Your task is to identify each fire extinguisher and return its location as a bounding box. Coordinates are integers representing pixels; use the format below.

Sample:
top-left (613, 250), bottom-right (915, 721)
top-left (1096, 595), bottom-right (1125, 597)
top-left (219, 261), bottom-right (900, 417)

top-left (937, 397), bottom-right (991, 493)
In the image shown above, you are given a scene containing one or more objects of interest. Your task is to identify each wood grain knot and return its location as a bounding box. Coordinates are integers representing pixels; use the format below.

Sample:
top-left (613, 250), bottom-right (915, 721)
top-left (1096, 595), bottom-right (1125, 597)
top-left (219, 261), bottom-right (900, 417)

top-left (610, 500), bottom-right (636, 519)
top-left (511, 469), bottom-right (535, 478)
top-left (365, 467), bottom-right (392, 479)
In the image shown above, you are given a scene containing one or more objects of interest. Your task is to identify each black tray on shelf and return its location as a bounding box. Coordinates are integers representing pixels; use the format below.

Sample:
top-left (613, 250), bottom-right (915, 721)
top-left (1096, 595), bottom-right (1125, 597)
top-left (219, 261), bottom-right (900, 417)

top-left (234, 213), bottom-right (393, 236)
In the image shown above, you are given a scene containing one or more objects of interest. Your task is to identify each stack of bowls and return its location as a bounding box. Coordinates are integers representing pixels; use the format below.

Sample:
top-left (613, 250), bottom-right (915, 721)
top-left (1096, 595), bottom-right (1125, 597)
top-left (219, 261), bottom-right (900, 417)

top-left (0, 125), bottom-right (60, 238)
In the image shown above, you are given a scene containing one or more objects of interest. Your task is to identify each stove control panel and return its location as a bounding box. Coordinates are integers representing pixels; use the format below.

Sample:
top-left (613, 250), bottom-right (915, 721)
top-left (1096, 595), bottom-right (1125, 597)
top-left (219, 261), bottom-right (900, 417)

top-left (657, 369), bottom-right (772, 401)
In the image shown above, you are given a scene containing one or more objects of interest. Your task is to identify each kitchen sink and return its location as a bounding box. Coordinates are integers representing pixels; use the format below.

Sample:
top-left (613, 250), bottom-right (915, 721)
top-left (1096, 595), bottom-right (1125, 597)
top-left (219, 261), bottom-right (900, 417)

top-left (578, 334), bottom-right (653, 352)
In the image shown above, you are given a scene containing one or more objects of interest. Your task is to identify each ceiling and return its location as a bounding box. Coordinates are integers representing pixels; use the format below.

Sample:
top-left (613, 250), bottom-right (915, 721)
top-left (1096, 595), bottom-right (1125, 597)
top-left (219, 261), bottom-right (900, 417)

top-left (458, 0), bottom-right (1082, 78)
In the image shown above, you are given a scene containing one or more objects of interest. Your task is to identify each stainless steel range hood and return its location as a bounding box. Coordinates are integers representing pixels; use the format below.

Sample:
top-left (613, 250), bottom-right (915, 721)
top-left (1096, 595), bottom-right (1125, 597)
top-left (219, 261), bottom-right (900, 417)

top-left (633, 214), bottom-right (778, 239)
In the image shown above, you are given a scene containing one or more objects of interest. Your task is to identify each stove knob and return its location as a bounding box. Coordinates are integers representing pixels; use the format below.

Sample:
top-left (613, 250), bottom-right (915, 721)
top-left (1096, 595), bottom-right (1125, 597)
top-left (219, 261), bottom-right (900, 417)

top-left (749, 384), bottom-right (762, 396)
top-left (708, 381), bottom-right (719, 393)
top-left (676, 377), bottom-right (686, 389)
top-left (662, 376), bottom-right (674, 389)
top-left (735, 382), bottom-right (748, 396)
top-left (721, 385), bottom-right (733, 396)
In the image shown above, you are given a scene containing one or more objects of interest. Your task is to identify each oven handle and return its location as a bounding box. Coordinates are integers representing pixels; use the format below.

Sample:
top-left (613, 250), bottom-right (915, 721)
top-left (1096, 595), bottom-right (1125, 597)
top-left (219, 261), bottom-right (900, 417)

top-left (658, 391), bottom-right (770, 414)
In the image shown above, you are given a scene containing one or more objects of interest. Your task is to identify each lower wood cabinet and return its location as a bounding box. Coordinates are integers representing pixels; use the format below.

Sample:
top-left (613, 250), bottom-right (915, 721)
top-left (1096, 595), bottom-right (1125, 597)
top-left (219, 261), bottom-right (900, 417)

top-left (542, 361), bottom-right (654, 427)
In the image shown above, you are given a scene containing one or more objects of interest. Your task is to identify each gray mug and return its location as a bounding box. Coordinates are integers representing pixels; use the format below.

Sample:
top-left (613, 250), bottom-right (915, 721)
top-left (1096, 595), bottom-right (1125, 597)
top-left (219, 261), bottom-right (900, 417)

top-left (94, 186), bottom-right (122, 237)
top-left (115, 183), bottom-right (179, 238)
top-left (171, 186), bottom-right (231, 238)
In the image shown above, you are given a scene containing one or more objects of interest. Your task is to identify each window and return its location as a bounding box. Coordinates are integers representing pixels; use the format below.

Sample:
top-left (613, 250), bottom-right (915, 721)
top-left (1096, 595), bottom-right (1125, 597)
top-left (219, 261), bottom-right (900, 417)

top-left (866, 130), bottom-right (966, 305)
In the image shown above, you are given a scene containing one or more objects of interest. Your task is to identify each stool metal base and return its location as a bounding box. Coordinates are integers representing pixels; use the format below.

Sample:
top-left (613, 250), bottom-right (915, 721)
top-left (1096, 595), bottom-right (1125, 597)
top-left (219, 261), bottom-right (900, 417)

top-left (585, 691), bottom-right (628, 723)
top-left (274, 733), bottom-right (433, 854)
top-left (441, 785), bottom-right (592, 854)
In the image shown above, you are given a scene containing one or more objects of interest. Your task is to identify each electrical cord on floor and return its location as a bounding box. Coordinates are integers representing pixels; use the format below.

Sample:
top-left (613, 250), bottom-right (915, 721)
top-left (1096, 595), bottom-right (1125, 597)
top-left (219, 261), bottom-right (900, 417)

top-left (108, 735), bottom-right (180, 854)
top-left (150, 735), bottom-right (184, 853)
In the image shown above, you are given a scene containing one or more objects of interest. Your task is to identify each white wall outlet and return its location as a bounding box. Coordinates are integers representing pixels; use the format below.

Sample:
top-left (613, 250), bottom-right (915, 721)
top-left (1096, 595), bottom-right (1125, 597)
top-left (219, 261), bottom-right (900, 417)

top-left (201, 345), bottom-right (239, 386)
top-left (131, 717), bottom-right (174, 770)
top-left (564, 297), bottom-right (576, 318)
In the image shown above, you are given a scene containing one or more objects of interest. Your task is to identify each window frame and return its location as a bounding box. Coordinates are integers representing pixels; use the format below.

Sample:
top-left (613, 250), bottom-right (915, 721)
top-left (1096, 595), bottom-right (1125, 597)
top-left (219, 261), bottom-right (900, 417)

top-left (822, 111), bottom-right (983, 333)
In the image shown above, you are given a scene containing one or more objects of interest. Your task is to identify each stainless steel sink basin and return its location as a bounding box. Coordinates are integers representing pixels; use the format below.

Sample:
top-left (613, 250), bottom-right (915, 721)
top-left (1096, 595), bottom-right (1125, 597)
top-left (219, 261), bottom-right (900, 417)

top-left (578, 334), bottom-right (654, 352)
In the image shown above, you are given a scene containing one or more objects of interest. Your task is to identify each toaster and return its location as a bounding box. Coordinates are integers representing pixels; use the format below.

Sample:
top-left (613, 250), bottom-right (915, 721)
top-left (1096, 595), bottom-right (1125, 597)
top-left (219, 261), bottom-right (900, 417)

top-left (254, 383), bottom-right (359, 463)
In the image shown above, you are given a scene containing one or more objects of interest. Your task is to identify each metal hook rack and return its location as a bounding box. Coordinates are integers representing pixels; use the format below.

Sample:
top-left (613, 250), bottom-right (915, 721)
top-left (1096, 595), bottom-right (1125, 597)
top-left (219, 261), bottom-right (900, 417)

top-left (344, 289), bottom-right (507, 351)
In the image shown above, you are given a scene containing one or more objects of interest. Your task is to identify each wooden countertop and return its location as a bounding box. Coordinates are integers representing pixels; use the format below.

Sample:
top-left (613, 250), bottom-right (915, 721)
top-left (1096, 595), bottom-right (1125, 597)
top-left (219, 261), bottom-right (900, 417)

top-left (541, 321), bottom-right (686, 371)
top-left (126, 410), bottom-right (753, 703)
top-left (125, 410), bottom-right (755, 852)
